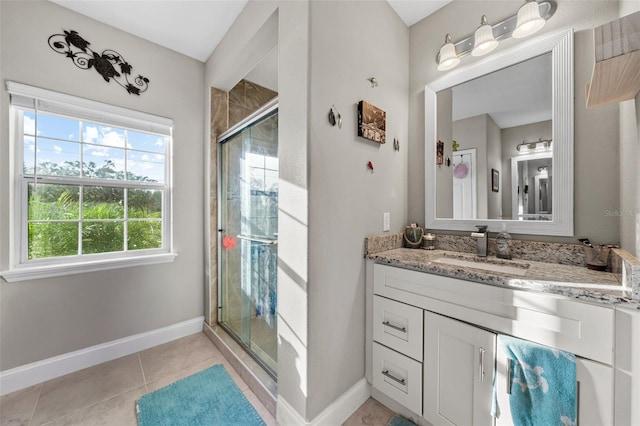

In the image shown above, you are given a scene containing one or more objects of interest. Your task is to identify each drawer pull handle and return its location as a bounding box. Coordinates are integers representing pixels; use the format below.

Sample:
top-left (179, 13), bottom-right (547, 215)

top-left (506, 358), bottom-right (512, 395)
top-left (479, 347), bottom-right (486, 383)
top-left (382, 320), bottom-right (406, 332)
top-left (381, 369), bottom-right (406, 385)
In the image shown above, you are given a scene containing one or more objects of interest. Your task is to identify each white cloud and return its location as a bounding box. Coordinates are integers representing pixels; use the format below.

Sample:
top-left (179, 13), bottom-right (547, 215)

top-left (153, 154), bottom-right (164, 161)
top-left (141, 154), bottom-right (151, 161)
top-left (53, 145), bottom-right (63, 154)
top-left (83, 126), bottom-right (124, 147)
top-left (101, 130), bottom-right (124, 147)
top-left (83, 126), bottom-right (99, 143)
top-left (24, 115), bottom-right (36, 135)
top-left (154, 138), bottom-right (165, 147)
top-left (87, 147), bottom-right (111, 157)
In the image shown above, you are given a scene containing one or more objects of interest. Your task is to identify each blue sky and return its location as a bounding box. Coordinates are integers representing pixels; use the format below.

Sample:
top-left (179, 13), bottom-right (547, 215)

top-left (23, 111), bottom-right (166, 182)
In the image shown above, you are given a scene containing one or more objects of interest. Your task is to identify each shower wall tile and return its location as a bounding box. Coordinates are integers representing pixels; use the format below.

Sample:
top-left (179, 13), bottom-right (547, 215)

top-left (245, 81), bottom-right (277, 111)
top-left (229, 104), bottom-right (254, 128)
top-left (228, 79), bottom-right (277, 128)
top-left (228, 80), bottom-right (245, 107)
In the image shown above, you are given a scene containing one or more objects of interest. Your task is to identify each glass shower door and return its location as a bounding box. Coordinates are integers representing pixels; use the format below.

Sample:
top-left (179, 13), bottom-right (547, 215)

top-left (219, 109), bottom-right (278, 376)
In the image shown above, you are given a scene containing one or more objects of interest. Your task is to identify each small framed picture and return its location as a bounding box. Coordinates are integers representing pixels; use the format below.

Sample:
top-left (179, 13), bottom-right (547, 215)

top-left (492, 168), bottom-right (500, 192)
top-left (357, 101), bottom-right (386, 144)
top-left (436, 140), bottom-right (444, 165)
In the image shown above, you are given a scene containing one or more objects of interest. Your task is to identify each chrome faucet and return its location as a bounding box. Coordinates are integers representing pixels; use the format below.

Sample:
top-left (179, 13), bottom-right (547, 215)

top-left (472, 226), bottom-right (488, 257)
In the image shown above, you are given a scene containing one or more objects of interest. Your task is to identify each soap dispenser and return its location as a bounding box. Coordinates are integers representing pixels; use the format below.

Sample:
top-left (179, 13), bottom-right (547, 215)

top-left (496, 223), bottom-right (512, 260)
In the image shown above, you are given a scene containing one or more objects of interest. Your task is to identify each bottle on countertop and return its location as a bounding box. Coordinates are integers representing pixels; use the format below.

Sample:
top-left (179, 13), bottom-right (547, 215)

top-left (496, 223), bottom-right (512, 260)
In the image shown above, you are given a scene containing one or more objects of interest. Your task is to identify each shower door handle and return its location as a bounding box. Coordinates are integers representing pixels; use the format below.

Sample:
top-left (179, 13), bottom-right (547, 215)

top-left (237, 235), bottom-right (278, 245)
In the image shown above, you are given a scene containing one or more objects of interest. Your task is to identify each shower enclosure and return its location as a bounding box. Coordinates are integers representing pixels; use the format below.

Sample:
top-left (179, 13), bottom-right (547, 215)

top-left (218, 101), bottom-right (278, 376)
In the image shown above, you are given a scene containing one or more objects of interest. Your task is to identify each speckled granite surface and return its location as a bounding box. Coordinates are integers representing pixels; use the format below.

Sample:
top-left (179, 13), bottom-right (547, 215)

top-left (364, 234), bottom-right (640, 308)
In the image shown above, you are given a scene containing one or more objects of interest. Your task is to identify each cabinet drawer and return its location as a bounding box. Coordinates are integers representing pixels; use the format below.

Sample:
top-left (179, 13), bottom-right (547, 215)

top-left (374, 263), bottom-right (614, 364)
top-left (373, 295), bottom-right (423, 361)
top-left (372, 342), bottom-right (422, 415)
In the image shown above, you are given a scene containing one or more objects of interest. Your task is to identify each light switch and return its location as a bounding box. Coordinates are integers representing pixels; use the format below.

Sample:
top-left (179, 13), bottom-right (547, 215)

top-left (383, 212), bottom-right (390, 232)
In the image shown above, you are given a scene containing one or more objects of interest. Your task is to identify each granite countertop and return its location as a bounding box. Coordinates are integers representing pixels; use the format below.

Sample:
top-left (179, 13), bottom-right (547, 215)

top-left (368, 248), bottom-right (640, 309)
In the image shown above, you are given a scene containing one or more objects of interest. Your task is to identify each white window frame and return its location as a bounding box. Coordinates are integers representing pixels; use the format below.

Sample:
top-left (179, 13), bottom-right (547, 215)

top-left (1, 82), bottom-right (176, 282)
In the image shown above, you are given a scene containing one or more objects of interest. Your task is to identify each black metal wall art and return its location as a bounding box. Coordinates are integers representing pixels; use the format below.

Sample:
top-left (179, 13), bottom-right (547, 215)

top-left (48, 30), bottom-right (150, 96)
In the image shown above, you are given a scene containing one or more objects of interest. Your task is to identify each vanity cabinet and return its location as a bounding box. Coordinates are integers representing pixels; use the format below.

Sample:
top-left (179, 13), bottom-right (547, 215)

top-left (423, 312), bottom-right (496, 426)
top-left (494, 346), bottom-right (614, 425)
top-left (367, 262), bottom-right (619, 425)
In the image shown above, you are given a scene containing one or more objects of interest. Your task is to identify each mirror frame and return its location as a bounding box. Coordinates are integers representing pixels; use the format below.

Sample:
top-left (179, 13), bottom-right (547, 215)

top-left (425, 29), bottom-right (573, 236)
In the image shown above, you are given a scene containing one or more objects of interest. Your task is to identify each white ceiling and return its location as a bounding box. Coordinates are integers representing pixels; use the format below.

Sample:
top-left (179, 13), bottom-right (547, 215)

top-left (49, 0), bottom-right (250, 62)
top-left (49, 0), bottom-right (452, 62)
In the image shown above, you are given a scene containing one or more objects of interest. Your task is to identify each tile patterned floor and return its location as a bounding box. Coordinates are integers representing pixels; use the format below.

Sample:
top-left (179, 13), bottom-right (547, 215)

top-left (0, 333), bottom-right (275, 426)
top-left (342, 398), bottom-right (396, 426)
top-left (1, 333), bottom-right (397, 426)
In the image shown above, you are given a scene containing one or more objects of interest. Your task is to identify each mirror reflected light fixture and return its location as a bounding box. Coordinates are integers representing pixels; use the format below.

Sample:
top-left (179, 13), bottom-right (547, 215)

top-left (516, 138), bottom-right (552, 152)
top-left (435, 0), bottom-right (556, 71)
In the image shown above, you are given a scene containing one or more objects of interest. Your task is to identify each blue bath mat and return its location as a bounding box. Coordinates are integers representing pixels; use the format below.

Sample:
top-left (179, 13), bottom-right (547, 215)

top-left (136, 364), bottom-right (265, 426)
top-left (387, 414), bottom-right (417, 426)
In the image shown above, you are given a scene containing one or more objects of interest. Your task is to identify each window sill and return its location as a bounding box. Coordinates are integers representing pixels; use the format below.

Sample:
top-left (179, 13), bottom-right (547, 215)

top-left (0, 252), bottom-right (178, 282)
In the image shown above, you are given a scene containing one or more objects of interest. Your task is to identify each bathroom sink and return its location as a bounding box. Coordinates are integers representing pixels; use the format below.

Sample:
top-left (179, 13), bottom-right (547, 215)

top-left (432, 256), bottom-right (529, 276)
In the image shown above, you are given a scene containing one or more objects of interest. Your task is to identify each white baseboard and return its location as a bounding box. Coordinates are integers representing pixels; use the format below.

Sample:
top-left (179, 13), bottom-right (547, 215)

top-left (0, 316), bottom-right (204, 396)
top-left (277, 378), bottom-right (371, 426)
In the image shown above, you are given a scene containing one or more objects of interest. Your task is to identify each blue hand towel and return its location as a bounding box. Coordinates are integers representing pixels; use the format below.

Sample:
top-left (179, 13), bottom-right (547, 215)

top-left (494, 335), bottom-right (576, 426)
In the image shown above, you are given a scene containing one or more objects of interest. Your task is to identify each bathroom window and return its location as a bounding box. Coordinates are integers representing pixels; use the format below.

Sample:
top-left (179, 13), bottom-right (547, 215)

top-left (2, 82), bottom-right (175, 282)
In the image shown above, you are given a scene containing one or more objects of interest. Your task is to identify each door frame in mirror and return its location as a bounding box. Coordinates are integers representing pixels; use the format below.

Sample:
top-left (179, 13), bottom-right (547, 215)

top-left (511, 151), bottom-right (552, 220)
top-left (425, 29), bottom-right (573, 236)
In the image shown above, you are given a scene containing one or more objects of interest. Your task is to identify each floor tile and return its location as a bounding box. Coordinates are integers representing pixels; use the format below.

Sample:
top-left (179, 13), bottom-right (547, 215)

top-left (0, 383), bottom-right (42, 426)
top-left (139, 333), bottom-right (219, 383)
top-left (39, 386), bottom-right (144, 426)
top-left (30, 354), bottom-right (144, 426)
top-left (342, 398), bottom-right (395, 426)
top-left (143, 355), bottom-right (251, 394)
top-left (243, 389), bottom-right (276, 426)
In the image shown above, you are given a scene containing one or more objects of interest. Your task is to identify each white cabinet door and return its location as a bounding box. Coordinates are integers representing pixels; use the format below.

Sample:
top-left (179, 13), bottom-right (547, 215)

top-left (495, 344), bottom-right (614, 426)
top-left (424, 312), bottom-right (496, 426)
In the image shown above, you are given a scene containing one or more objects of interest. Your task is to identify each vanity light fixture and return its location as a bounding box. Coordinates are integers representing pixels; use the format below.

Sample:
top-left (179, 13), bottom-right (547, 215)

top-left (437, 34), bottom-right (460, 71)
top-left (472, 16), bottom-right (499, 57)
top-left (435, 0), bottom-right (556, 71)
top-left (513, 0), bottom-right (546, 38)
top-left (516, 138), bottom-right (552, 152)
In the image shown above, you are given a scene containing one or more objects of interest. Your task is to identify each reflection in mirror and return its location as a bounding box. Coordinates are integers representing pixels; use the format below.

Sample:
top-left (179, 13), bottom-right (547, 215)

top-left (511, 152), bottom-right (552, 221)
top-left (424, 29), bottom-right (573, 236)
top-left (436, 52), bottom-right (552, 221)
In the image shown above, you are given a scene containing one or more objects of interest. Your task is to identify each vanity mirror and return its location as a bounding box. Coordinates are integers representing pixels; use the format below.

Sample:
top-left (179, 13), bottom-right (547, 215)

top-left (425, 29), bottom-right (573, 235)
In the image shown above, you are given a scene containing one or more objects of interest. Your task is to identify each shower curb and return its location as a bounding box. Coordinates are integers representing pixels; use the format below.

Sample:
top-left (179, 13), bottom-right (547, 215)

top-left (203, 322), bottom-right (277, 416)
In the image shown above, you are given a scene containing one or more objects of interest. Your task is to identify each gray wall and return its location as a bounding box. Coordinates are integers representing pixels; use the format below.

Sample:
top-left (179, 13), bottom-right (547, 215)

top-left (0, 0), bottom-right (205, 370)
top-left (307, 0), bottom-right (409, 419)
top-left (486, 116), bottom-right (501, 219)
top-left (409, 1), bottom-right (622, 244)
top-left (206, 0), bottom-right (409, 421)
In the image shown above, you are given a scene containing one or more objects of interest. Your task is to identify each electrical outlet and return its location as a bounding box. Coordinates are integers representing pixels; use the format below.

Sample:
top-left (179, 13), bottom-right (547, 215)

top-left (383, 212), bottom-right (390, 232)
